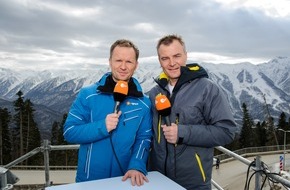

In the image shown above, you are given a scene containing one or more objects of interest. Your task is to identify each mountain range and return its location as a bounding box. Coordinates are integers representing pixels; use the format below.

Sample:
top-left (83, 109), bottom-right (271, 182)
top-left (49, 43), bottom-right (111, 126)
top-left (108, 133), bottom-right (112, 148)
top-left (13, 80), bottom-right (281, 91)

top-left (1, 56), bottom-right (290, 139)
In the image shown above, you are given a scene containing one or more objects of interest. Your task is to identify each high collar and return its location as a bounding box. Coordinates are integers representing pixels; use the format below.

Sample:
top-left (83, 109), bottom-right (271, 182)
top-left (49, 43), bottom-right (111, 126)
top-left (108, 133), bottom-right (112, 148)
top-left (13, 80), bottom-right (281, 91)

top-left (97, 74), bottom-right (143, 98)
top-left (154, 63), bottom-right (209, 93)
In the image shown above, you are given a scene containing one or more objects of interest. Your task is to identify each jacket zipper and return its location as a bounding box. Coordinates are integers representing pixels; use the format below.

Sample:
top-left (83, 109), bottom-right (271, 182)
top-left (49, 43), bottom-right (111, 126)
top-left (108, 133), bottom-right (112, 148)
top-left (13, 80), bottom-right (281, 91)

top-left (174, 113), bottom-right (179, 177)
top-left (195, 153), bottom-right (206, 182)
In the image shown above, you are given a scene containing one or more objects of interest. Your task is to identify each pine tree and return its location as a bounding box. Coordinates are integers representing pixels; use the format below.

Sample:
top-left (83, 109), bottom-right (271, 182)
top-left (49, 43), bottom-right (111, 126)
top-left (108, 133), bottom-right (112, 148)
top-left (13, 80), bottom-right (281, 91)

top-left (24, 99), bottom-right (42, 165)
top-left (278, 112), bottom-right (288, 130)
top-left (13, 90), bottom-right (25, 159)
top-left (265, 116), bottom-right (278, 146)
top-left (0, 107), bottom-right (12, 165)
top-left (277, 112), bottom-right (288, 145)
top-left (58, 113), bottom-right (67, 145)
top-left (261, 94), bottom-right (279, 147)
top-left (13, 91), bottom-right (42, 165)
top-left (51, 121), bottom-right (59, 145)
top-left (255, 121), bottom-right (267, 146)
top-left (50, 121), bottom-right (60, 165)
top-left (239, 103), bottom-right (255, 148)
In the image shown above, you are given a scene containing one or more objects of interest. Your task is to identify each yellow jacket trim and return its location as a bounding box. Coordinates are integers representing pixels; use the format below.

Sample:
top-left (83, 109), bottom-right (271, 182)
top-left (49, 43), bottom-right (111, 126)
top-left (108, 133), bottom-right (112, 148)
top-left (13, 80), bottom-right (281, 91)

top-left (159, 72), bottom-right (169, 80)
top-left (188, 65), bottom-right (200, 71)
top-left (158, 115), bottom-right (161, 143)
top-left (195, 153), bottom-right (206, 182)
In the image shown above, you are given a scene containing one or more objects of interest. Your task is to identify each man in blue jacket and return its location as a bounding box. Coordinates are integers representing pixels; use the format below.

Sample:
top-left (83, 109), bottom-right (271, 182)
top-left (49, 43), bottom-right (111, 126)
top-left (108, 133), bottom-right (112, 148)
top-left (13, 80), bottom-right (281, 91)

top-left (64, 39), bottom-right (152, 186)
top-left (148, 34), bottom-right (237, 189)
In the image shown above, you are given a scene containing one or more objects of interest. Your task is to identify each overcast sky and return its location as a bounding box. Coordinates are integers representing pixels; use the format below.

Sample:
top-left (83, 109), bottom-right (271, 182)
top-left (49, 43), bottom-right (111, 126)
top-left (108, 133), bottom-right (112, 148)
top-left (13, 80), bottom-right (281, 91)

top-left (0, 0), bottom-right (290, 70)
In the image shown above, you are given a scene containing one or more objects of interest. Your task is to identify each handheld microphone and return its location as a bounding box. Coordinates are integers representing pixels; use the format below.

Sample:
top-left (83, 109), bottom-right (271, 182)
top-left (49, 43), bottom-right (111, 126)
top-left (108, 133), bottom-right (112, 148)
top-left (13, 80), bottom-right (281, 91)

top-left (113, 80), bottom-right (128, 113)
top-left (155, 94), bottom-right (171, 126)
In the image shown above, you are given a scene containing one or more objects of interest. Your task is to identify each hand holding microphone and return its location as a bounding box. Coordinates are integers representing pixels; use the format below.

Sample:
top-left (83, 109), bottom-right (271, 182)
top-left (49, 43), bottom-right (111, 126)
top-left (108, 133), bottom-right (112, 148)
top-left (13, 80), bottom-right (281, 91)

top-left (155, 94), bottom-right (178, 144)
top-left (106, 81), bottom-right (129, 133)
top-left (155, 94), bottom-right (171, 126)
top-left (106, 111), bottom-right (122, 133)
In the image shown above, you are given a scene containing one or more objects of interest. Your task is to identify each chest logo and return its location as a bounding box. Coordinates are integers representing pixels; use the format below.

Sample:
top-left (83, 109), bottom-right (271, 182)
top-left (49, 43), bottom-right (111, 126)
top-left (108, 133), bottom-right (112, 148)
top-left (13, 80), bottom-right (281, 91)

top-left (126, 101), bottom-right (139, 106)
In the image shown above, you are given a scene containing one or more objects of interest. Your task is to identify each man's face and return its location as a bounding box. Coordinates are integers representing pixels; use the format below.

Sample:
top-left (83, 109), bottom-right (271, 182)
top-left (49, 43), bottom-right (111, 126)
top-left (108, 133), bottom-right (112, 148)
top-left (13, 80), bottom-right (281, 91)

top-left (158, 40), bottom-right (187, 85)
top-left (109, 46), bottom-right (138, 82)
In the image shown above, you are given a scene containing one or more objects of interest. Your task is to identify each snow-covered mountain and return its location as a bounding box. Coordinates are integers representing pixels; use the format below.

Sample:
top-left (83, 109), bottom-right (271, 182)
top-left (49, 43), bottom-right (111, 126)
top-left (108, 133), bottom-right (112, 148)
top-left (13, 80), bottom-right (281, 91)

top-left (0, 56), bottom-right (289, 138)
top-left (205, 57), bottom-right (290, 122)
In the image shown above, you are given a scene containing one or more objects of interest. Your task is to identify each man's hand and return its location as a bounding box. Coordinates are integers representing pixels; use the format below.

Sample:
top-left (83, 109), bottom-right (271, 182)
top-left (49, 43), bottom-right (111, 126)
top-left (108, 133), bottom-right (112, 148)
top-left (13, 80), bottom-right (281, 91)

top-left (105, 111), bottom-right (121, 132)
top-left (122, 170), bottom-right (149, 186)
top-left (162, 123), bottom-right (178, 144)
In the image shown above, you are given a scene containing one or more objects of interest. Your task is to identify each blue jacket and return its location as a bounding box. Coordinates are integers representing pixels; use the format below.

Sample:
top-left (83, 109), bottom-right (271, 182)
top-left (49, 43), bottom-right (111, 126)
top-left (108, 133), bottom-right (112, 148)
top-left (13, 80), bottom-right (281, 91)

top-left (63, 72), bottom-right (152, 182)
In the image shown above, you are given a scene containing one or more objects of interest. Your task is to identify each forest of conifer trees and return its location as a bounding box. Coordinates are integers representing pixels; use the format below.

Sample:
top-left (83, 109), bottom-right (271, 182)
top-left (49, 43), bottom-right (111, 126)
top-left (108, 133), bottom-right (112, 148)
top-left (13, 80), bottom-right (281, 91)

top-left (0, 90), bottom-right (77, 166)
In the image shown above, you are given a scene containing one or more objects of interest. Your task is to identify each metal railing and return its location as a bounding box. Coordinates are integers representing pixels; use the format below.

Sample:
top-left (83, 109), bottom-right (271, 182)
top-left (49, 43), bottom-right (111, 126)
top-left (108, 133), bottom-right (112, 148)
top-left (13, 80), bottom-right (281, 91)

top-left (1, 140), bottom-right (290, 189)
top-left (1, 140), bottom-right (79, 189)
top-left (212, 146), bottom-right (290, 190)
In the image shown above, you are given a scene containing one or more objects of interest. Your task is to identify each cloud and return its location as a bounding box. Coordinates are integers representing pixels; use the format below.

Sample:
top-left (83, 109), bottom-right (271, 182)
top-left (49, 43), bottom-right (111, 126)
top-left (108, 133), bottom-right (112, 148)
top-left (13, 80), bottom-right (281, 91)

top-left (0, 0), bottom-right (289, 70)
top-left (215, 0), bottom-right (290, 18)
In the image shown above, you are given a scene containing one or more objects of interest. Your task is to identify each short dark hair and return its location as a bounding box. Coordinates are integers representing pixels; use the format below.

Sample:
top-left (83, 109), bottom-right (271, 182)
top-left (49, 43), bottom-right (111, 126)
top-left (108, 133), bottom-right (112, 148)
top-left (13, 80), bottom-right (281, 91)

top-left (156, 34), bottom-right (186, 52)
top-left (110, 39), bottom-right (139, 60)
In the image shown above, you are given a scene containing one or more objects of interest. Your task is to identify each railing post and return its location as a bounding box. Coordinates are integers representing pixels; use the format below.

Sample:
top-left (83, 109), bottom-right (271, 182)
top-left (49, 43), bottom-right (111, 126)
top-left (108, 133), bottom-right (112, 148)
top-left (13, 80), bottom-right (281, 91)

top-left (0, 167), bottom-right (8, 189)
top-left (0, 167), bottom-right (13, 190)
top-left (43, 139), bottom-right (51, 187)
top-left (255, 155), bottom-right (261, 190)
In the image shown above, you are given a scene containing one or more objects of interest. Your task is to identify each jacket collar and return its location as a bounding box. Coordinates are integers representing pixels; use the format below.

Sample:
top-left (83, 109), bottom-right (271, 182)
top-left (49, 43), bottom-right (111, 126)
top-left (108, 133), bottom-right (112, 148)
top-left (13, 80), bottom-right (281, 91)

top-left (97, 73), bottom-right (143, 98)
top-left (155, 63), bottom-right (209, 93)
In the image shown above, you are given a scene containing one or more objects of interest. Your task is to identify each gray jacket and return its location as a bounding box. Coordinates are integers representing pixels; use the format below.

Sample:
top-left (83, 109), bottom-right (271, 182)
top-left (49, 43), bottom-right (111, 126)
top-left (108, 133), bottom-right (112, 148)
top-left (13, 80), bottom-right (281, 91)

top-left (148, 63), bottom-right (237, 190)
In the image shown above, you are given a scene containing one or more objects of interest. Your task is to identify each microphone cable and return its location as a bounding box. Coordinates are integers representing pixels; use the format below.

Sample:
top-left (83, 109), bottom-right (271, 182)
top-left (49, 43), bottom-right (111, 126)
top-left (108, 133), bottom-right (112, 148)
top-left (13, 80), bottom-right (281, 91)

top-left (109, 131), bottom-right (125, 175)
top-left (109, 80), bottom-right (127, 175)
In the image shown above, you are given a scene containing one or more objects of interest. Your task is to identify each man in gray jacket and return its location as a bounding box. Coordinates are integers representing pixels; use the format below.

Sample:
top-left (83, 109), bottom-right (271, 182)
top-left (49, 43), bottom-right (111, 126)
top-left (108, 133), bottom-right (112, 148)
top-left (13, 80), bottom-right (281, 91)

top-left (148, 34), bottom-right (237, 190)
